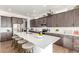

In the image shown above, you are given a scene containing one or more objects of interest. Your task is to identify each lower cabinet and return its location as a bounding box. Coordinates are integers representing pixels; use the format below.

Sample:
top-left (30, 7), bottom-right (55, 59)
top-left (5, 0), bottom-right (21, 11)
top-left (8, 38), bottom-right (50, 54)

top-left (0, 32), bottom-right (12, 42)
top-left (0, 33), bottom-right (1, 41)
top-left (73, 37), bottom-right (79, 51)
top-left (1, 33), bottom-right (7, 41)
top-left (63, 35), bottom-right (74, 49)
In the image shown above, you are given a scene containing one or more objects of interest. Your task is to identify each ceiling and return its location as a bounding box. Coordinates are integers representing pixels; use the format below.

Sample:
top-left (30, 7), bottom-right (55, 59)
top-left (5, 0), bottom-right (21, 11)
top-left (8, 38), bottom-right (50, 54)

top-left (0, 5), bottom-right (76, 19)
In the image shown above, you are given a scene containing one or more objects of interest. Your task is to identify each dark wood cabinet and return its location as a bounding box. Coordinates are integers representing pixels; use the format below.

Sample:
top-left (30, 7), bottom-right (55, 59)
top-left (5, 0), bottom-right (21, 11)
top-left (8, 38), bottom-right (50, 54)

top-left (35, 20), bottom-right (38, 27)
top-left (17, 18), bottom-right (23, 24)
top-left (1, 16), bottom-right (12, 42)
top-left (1, 16), bottom-right (12, 27)
top-left (47, 15), bottom-right (57, 27)
top-left (64, 10), bottom-right (74, 27)
top-left (6, 17), bottom-right (12, 27)
top-left (0, 32), bottom-right (12, 42)
top-left (12, 17), bottom-right (18, 24)
top-left (56, 12), bottom-right (65, 27)
top-left (12, 17), bottom-right (23, 24)
top-left (30, 8), bottom-right (79, 27)
top-left (30, 19), bottom-right (36, 27)
top-left (42, 17), bottom-right (47, 25)
top-left (6, 32), bottom-right (12, 40)
top-left (1, 33), bottom-right (7, 41)
top-left (35, 19), bottom-right (40, 27)
top-left (1, 16), bottom-right (7, 27)
top-left (74, 8), bottom-right (79, 27)
top-left (63, 35), bottom-right (73, 49)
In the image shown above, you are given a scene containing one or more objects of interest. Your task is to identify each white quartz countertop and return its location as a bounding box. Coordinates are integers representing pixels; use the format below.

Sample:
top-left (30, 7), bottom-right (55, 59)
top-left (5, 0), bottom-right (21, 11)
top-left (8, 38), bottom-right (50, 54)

top-left (14, 32), bottom-right (60, 49)
top-left (46, 32), bottom-right (79, 37)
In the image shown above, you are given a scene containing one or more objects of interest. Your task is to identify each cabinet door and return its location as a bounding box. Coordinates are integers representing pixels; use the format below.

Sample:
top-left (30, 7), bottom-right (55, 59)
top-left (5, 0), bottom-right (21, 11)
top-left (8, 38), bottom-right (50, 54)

top-left (36, 19), bottom-right (41, 27)
top-left (18, 18), bottom-right (23, 24)
top-left (30, 20), bottom-right (36, 27)
top-left (1, 16), bottom-right (7, 27)
top-left (42, 17), bottom-right (47, 25)
top-left (64, 10), bottom-right (74, 27)
top-left (56, 12), bottom-right (65, 27)
top-left (12, 17), bottom-right (18, 24)
top-left (63, 35), bottom-right (73, 49)
top-left (0, 33), bottom-right (1, 41)
top-left (74, 8), bottom-right (79, 27)
top-left (1, 33), bottom-right (7, 41)
top-left (6, 17), bottom-right (12, 27)
top-left (6, 32), bottom-right (12, 40)
top-left (73, 37), bottom-right (79, 51)
top-left (30, 20), bottom-right (34, 27)
top-left (35, 20), bottom-right (38, 27)
top-left (46, 16), bottom-right (52, 27)
top-left (47, 15), bottom-right (56, 27)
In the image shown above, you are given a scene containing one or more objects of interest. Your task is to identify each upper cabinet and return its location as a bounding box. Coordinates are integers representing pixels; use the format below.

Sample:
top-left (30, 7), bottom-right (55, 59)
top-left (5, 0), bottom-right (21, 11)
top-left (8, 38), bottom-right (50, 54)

top-left (12, 17), bottom-right (23, 24)
top-left (30, 17), bottom-right (47, 27)
top-left (1, 16), bottom-right (7, 27)
top-left (64, 10), bottom-right (74, 27)
top-left (30, 19), bottom-right (36, 27)
top-left (30, 8), bottom-right (79, 27)
top-left (1, 16), bottom-right (12, 27)
top-left (46, 15), bottom-right (56, 27)
top-left (35, 19), bottom-right (41, 27)
top-left (12, 17), bottom-right (18, 24)
top-left (74, 8), bottom-right (79, 27)
top-left (6, 17), bottom-right (12, 27)
top-left (56, 12), bottom-right (65, 27)
top-left (17, 18), bottom-right (23, 24)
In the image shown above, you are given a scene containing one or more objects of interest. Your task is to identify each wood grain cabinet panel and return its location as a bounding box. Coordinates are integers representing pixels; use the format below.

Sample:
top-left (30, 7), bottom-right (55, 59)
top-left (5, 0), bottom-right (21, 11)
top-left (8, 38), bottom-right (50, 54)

top-left (17, 18), bottom-right (23, 24)
top-left (30, 20), bottom-right (36, 27)
top-left (12, 17), bottom-right (23, 24)
top-left (1, 33), bottom-right (7, 41)
top-left (63, 35), bottom-right (74, 49)
top-left (35, 20), bottom-right (39, 27)
top-left (36, 19), bottom-right (41, 27)
top-left (6, 32), bottom-right (12, 40)
top-left (42, 17), bottom-right (47, 25)
top-left (1, 16), bottom-right (12, 27)
top-left (47, 15), bottom-right (57, 27)
top-left (12, 17), bottom-right (18, 24)
top-left (56, 12), bottom-right (65, 27)
top-left (6, 17), bottom-right (12, 27)
top-left (64, 10), bottom-right (74, 27)
top-left (1, 16), bottom-right (7, 27)
top-left (74, 8), bottom-right (79, 27)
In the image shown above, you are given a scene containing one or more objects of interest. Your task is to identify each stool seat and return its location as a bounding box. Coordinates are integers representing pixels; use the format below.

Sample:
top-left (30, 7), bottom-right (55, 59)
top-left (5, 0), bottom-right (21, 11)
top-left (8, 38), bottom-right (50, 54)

top-left (15, 37), bottom-right (23, 41)
top-left (22, 42), bottom-right (34, 49)
top-left (12, 36), bottom-right (19, 39)
top-left (18, 40), bottom-right (27, 44)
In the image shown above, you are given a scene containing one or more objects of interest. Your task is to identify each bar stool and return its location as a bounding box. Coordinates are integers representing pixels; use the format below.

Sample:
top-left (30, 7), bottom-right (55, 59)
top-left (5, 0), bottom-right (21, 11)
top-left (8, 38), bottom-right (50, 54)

top-left (14, 37), bottom-right (23, 49)
top-left (22, 42), bottom-right (34, 53)
top-left (17, 40), bottom-right (28, 52)
top-left (11, 35), bottom-right (19, 47)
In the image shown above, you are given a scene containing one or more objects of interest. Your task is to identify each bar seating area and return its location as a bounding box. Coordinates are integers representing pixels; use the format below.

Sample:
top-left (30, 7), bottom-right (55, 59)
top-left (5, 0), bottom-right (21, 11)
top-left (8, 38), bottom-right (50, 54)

top-left (11, 35), bottom-right (34, 53)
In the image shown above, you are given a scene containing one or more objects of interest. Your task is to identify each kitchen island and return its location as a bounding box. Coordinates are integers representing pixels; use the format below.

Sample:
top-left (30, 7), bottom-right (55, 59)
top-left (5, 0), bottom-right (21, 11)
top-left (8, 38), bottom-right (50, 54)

top-left (13, 32), bottom-right (60, 53)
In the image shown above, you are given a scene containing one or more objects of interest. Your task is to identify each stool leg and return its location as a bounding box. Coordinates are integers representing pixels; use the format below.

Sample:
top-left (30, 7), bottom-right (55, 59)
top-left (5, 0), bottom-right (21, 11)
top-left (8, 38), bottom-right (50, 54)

top-left (11, 39), bottom-right (14, 47)
top-left (14, 40), bottom-right (18, 49)
top-left (18, 44), bottom-right (22, 53)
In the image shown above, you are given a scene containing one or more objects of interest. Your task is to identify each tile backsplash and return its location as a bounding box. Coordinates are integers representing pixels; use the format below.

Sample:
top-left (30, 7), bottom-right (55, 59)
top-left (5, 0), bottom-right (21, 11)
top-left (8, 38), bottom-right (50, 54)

top-left (31, 27), bottom-right (79, 35)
